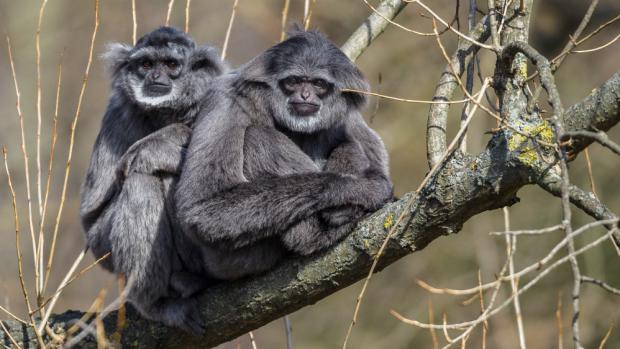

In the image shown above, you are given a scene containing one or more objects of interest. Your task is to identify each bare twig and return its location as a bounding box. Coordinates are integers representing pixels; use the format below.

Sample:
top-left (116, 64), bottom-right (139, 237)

top-left (132, 0), bottom-right (137, 44)
top-left (6, 36), bottom-right (39, 298)
top-left (564, 130), bottom-right (620, 156)
top-left (283, 315), bottom-right (293, 349)
top-left (391, 229), bottom-right (614, 332)
top-left (248, 331), bottom-right (258, 349)
top-left (47, 0), bottom-right (100, 300)
top-left (420, 218), bottom-right (618, 296)
top-left (2, 148), bottom-right (45, 348)
top-left (184, 0), bottom-right (191, 33)
top-left (487, 0), bottom-right (500, 48)
top-left (35, 0), bottom-right (50, 219)
top-left (407, 0), bottom-right (496, 50)
top-left (503, 207), bottom-right (526, 349)
top-left (490, 224), bottom-right (564, 236)
top-left (38, 248), bottom-right (89, 333)
top-left (0, 305), bottom-right (27, 326)
top-left (0, 321), bottom-right (21, 349)
top-left (556, 292), bottom-right (564, 349)
top-left (42, 54), bottom-right (63, 294)
top-left (303, 0), bottom-right (317, 30)
top-left (581, 276), bottom-right (620, 295)
top-left (34, 251), bottom-right (109, 314)
top-left (342, 88), bottom-right (482, 104)
top-left (221, 0), bottom-right (239, 60)
top-left (598, 323), bottom-right (614, 349)
top-left (280, 0), bottom-right (291, 42)
top-left (428, 298), bottom-right (439, 349)
top-left (583, 148), bottom-right (597, 197)
top-left (573, 34), bottom-right (619, 53)
top-left (165, 0), bottom-right (175, 26)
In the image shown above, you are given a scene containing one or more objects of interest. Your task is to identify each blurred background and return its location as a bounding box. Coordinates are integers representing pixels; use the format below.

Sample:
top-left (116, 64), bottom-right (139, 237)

top-left (0, 1), bottom-right (619, 348)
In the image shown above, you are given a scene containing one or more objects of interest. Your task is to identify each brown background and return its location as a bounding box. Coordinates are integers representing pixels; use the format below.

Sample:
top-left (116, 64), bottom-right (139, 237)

top-left (0, 1), bottom-right (619, 347)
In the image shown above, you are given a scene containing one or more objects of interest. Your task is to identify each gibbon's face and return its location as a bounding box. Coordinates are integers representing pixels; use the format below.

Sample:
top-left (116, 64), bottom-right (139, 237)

top-left (279, 75), bottom-right (332, 117)
top-left (126, 46), bottom-right (188, 109)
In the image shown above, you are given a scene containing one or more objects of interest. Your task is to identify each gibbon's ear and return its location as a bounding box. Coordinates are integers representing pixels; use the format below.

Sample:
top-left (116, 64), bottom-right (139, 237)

top-left (190, 45), bottom-right (227, 77)
top-left (101, 42), bottom-right (132, 76)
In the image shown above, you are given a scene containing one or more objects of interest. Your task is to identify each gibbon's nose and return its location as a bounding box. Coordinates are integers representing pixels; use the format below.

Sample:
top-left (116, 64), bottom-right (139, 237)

top-left (300, 86), bottom-right (311, 100)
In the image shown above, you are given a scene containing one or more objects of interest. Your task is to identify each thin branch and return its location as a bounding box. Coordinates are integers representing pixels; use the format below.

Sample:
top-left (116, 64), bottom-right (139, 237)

top-left (564, 130), bottom-right (620, 156)
top-left (6, 35), bottom-right (39, 298)
top-left (342, 88), bottom-right (482, 104)
top-left (2, 148), bottom-right (45, 348)
top-left (303, 0), bottom-right (317, 30)
top-left (598, 323), bottom-right (614, 349)
top-left (428, 298), bottom-right (439, 349)
top-left (574, 34), bottom-right (619, 53)
top-left (165, 0), bottom-right (175, 26)
top-left (280, 0), bottom-right (291, 42)
top-left (35, 0), bottom-right (50, 218)
top-left (583, 148), bottom-right (597, 197)
top-left (42, 53), bottom-right (63, 294)
top-left (503, 207), bottom-right (526, 349)
top-left (184, 0), bottom-right (191, 33)
top-left (407, 0), bottom-right (497, 50)
top-left (38, 248), bottom-right (88, 333)
top-left (490, 224), bottom-right (564, 236)
top-left (581, 276), bottom-right (620, 296)
top-left (283, 315), bottom-right (293, 349)
top-left (556, 292), bottom-right (564, 349)
top-left (132, 0), bottom-right (137, 45)
top-left (221, 0), bottom-right (239, 60)
top-left (47, 0), bottom-right (100, 298)
top-left (34, 251), bottom-right (109, 314)
top-left (419, 218), bottom-right (617, 296)
top-left (391, 229), bottom-right (614, 331)
top-left (0, 322), bottom-right (21, 349)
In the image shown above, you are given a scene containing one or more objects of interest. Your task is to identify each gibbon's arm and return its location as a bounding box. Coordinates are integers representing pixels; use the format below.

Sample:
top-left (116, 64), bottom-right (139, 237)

top-left (176, 98), bottom-right (391, 246)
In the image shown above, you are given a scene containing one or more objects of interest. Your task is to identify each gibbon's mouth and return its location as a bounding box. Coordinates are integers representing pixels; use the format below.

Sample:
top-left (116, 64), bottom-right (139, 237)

top-left (145, 83), bottom-right (172, 96)
top-left (290, 102), bottom-right (320, 116)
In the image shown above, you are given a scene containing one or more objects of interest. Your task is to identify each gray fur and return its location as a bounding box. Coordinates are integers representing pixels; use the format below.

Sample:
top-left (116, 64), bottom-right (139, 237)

top-left (80, 26), bottom-right (225, 333)
top-left (176, 29), bottom-right (393, 280)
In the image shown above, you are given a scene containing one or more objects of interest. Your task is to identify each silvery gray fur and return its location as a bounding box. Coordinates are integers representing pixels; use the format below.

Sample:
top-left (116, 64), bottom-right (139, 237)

top-left (176, 28), bottom-right (393, 282)
top-left (79, 26), bottom-right (225, 333)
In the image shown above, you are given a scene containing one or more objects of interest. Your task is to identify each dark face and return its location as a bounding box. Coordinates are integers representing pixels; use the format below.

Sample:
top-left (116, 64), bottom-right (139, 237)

top-left (279, 76), bottom-right (332, 117)
top-left (133, 56), bottom-right (183, 96)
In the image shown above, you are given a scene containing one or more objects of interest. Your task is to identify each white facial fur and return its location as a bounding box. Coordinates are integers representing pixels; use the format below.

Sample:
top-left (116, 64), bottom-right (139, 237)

top-left (129, 75), bottom-right (180, 108)
top-left (278, 96), bottom-right (324, 133)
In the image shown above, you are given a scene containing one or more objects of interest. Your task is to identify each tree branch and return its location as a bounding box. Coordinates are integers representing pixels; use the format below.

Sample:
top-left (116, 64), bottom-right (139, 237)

top-left (341, 0), bottom-right (407, 61)
top-left (563, 71), bottom-right (620, 157)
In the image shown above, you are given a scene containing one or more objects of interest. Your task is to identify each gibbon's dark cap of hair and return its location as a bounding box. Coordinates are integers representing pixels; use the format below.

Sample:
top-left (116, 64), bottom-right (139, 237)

top-left (133, 26), bottom-right (196, 52)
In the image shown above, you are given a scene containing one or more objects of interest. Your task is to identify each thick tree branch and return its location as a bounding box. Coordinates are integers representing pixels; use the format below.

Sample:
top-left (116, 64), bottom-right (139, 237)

top-left (426, 15), bottom-right (490, 168)
top-left (2, 136), bottom-right (530, 348)
top-left (563, 71), bottom-right (620, 157)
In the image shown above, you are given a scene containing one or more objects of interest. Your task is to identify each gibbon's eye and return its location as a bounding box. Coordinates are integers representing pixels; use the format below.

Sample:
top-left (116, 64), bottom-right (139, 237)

top-left (312, 79), bottom-right (329, 93)
top-left (141, 60), bottom-right (153, 69)
top-left (281, 76), bottom-right (300, 92)
top-left (166, 60), bottom-right (179, 69)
